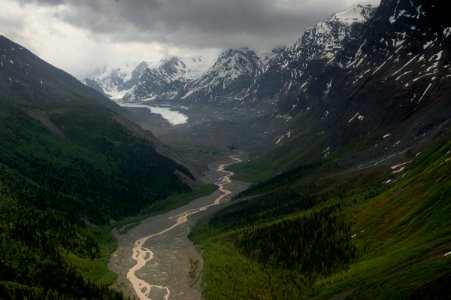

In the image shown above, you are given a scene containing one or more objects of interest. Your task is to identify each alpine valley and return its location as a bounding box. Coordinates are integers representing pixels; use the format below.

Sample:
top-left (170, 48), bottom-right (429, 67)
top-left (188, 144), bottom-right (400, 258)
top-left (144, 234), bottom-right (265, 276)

top-left (1, 0), bottom-right (450, 299)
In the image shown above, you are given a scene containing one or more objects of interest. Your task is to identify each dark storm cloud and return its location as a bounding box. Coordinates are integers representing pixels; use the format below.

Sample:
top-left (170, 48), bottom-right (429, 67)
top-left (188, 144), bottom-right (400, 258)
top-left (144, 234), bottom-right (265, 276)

top-left (17, 0), bottom-right (371, 49)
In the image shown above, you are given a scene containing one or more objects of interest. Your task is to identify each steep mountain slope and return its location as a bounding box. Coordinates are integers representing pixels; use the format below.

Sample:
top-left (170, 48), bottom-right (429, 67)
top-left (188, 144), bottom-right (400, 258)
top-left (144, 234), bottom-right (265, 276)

top-left (251, 4), bottom-right (376, 103)
top-left (0, 35), bottom-right (194, 298)
top-left (124, 57), bottom-right (191, 102)
top-left (83, 61), bottom-right (149, 100)
top-left (179, 48), bottom-right (262, 102)
top-left (190, 0), bottom-right (451, 299)
top-left (283, 0), bottom-right (451, 124)
top-left (235, 0), bottom-right (451, 176)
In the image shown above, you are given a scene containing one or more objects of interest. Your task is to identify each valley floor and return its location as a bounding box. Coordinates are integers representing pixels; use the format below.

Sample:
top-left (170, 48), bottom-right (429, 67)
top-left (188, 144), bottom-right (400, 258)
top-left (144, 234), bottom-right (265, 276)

top-left (108, 155), bottom-right (249, 299)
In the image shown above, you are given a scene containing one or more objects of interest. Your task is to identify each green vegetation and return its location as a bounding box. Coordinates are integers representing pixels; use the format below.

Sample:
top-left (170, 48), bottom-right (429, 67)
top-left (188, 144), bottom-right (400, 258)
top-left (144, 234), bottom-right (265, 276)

top-left (190, 141), bottom-right (451, 299)
top-left (229, 127), bottom-right (329, 183)
top-left (0, 165), bottom-right (123, 298)
top-left (0, 101), bottom-right (192, 222)
top-left (0, 97), bottom-right (194, 297)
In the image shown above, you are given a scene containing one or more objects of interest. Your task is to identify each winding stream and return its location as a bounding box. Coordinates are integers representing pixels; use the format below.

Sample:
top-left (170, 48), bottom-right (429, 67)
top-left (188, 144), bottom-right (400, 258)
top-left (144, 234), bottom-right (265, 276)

top-left (126, 155), bottom-right (242, 300)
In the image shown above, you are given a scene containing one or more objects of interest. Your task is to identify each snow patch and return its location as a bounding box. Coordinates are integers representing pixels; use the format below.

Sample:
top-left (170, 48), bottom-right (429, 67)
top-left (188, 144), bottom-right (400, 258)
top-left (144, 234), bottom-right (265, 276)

top-left (423, 41), bottom-right (433, 49)
top-left (444, 27), bottom-right (451, 38)
top-left (384, 179), bottom-right (396, 185)
top-left (324, 79), bottom-right (333, 95)
top-left (348, 112), bottom-right (365, 123)
top-left (276, 130), bottom-right (294, 145)
top-left (322, 146), bottom-right (331, 158)
top-left (413, 73), bottom-right (436, 82)
top-left (425, 62), bottom-right (439, 73)
top-left (392, 166), bottom-right (406, 174)
top-left (395, 71), bottom-right (412, 81)
top-left (275, 136), bottom-right (284, 145)
top-left (392, 55), bottom-right (418, 76)
top-left (391, 160), bottom-right (412, 171)
top-left (300, 81), bottom-right (308, 90)
top-left (372, 60), bottom-right (387, 75)
top-left (417, 82), bottom-right (433, 104)
top-left (430, 51), bottom-right (443, 62)
top-left (110, 86), bottom-right (135, 101)
top-left (334, 5), bottom-right (372, 25)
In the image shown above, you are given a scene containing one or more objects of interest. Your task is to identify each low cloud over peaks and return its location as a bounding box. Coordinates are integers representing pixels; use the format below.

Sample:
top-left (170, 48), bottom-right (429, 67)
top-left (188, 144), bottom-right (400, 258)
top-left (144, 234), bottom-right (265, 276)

top-left (2, 0), bottom-right (379, 77)
top-left (15, 0), bottom-right (379, 49)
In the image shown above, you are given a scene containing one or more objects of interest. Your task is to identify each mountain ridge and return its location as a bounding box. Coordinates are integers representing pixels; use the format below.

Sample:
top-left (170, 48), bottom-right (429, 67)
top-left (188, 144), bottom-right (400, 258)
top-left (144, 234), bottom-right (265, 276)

top-left (83, 4), bottom-right (377, 105)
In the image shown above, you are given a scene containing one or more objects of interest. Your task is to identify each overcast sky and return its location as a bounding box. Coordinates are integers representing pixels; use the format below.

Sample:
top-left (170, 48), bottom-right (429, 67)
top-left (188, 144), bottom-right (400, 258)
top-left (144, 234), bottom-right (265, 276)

top-left (1, 0), bottom-right (379, 78)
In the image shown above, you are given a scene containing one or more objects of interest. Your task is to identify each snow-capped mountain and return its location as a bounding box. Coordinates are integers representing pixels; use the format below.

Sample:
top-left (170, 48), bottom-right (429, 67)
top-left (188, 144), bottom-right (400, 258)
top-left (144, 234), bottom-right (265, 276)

top-left (258, 47), bottom-right (286, 71)
top-left (83, 61), bottom-right (149, 100)
top-left (82, 0), bottom-right (450, 147)
top-left (179, 48), bottom-right (262, 102)
top-left (276, 0), bottom-right (450, 116)
top-left (269, 0), bottom-right (451, 152)
top-left (123, 57), bottom-right (189, 101)
top-left (250, 4), bottom-right (376, 103)
top-left (84, 4), bottom-right (375, 105)
top-left (107, 48), bottom-right (263, 103)
top-left (291, 4), bottom-right (375, 62)
top-left (122, 56), bottom-right (214, 102)
top-left (160, 4), bottom-right (373, 104)
top-left (84, 56), bottom-right (211, 102)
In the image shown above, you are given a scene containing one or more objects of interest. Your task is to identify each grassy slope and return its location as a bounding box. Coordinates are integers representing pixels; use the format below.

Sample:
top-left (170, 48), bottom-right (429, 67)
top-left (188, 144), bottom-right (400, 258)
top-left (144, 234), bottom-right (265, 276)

top-left (190, 141), bottom-right (451, 299)
top-left (315, 142), bottom-right (451, 299)
top-left (229, 124), bottom-right (328, 183)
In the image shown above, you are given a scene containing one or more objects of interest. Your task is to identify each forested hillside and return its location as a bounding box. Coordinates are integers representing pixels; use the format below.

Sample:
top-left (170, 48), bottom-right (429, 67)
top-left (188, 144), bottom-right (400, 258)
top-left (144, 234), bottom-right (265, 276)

top-left (190, 140), bottom-right (451, 299)
top-left (0, 36), bottom-right (193, 298)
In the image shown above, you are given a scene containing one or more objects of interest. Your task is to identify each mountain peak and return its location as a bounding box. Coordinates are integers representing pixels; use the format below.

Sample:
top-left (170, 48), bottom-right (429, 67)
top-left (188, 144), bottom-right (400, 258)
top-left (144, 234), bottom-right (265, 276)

top-left (160, 56), bottom-right (185, 66)
top-left (285, 3), bottom-right (376, 62)
top-left (210, 47), bottom-right (260, 76)
top-left (131, 61), bottom-right (149, 80)
top-left (219, 47), bottom-right (255, 58)
top-left (332, 4), bottom-right (375, 25)
top-left (158, 57), bottom-right (187, 80)
top-left (177, 47), bottom-right (261, 101)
